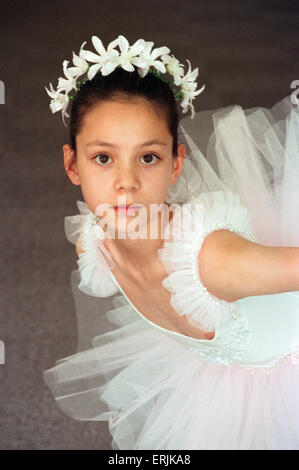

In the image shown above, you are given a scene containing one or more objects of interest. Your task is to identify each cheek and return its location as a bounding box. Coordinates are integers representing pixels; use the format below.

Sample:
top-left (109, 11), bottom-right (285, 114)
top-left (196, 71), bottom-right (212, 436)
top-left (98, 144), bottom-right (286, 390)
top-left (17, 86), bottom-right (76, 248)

top-left (79, 170), bottom-right (112, 204)
top-left (144, 166), bottom-right (172, 188)
top-left (79, 166), bottom-right (108, 187)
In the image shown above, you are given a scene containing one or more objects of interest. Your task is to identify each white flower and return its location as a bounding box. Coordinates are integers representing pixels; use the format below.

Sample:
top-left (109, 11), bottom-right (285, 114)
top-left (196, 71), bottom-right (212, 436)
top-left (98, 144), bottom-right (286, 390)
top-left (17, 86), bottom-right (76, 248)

top-left (46, 34), bottom-right (205, 123)
top-left (56, 60), bottom-right (78, 93)
top-left (180, 60), bottom-right (205, 118)
top-left (61, 106), bottom-right (70, 127)
top-left (45, 82), bottom-right (59, 101)
top-left (67, 41), bottom-right (89, 79)
top-left (132, 40), bottom-right (170, 77)
top-left (49, 92), bottom-right (69, 113)
top-left (116, 35), bottom-right (145, 73)
top-left (79, 35), bottom-right (120, 80)
top-left (45, 82), bottom-right (69, 126)
top-left (161, 54), bottom-right (184, 86)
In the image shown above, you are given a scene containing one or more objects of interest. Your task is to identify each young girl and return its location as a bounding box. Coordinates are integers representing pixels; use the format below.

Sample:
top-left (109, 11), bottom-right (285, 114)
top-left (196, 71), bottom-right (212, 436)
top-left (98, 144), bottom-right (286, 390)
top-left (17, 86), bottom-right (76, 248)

top-left (43, 34), bottom-right (299, 450)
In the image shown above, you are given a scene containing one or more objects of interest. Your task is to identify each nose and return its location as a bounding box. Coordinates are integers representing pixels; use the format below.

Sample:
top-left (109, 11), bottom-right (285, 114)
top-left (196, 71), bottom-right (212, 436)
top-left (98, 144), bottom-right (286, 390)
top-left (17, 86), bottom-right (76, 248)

top-left (115, 164), bottom-right (140, 193)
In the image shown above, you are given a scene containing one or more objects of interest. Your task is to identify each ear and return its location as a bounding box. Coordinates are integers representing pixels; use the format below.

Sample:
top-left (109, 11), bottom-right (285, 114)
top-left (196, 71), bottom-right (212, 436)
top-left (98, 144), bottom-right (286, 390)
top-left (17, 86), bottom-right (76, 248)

top-left (169, 143), bottom-right (186, 184)
top-left (63, 144), bottom-right (81, 186)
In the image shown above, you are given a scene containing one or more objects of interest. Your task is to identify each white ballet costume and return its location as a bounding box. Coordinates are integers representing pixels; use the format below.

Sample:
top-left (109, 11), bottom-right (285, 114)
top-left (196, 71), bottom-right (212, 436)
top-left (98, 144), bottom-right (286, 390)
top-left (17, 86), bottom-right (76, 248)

top-left (43, 95), bottom-right (299, 450)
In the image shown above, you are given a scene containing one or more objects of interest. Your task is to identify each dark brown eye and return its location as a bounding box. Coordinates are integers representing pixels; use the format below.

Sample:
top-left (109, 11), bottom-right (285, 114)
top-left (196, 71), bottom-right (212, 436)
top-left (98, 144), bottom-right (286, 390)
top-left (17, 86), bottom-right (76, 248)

top-left (94, 154), bottom-right (112, 165)
top-left (141, 154), bottom-right (159, 164)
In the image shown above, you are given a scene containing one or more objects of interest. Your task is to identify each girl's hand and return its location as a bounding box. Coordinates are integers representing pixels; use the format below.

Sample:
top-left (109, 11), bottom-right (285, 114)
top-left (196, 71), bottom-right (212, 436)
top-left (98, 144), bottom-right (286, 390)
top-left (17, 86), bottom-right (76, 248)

top-left (76, 236), bottom-right (85, 256)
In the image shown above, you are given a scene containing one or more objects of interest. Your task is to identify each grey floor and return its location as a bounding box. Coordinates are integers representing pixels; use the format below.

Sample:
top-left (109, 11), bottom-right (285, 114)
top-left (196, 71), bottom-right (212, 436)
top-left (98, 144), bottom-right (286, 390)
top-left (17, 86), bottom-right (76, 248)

top-left (0, 0), bottom-right (297, 450)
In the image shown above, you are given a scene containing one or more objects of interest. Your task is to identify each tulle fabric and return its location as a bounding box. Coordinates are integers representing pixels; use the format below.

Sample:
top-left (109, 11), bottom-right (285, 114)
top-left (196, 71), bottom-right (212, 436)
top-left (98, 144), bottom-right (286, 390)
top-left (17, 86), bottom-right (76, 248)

top-left (169, 94), bottom-right (299, 246)
top-left (159, 190), bottom-right (257, 333)
top-left (44, 95), bottom-right (299, 450)
top-left (44, 275), bottom-right (299, 450)
top-left (44, 278), bottom-right (299, 450)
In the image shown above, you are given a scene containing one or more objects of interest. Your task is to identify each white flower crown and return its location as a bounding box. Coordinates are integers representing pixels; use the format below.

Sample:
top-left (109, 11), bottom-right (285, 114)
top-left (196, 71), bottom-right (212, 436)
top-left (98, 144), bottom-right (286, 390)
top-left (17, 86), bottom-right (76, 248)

top-left (45, 34), bottom-right (205, 126)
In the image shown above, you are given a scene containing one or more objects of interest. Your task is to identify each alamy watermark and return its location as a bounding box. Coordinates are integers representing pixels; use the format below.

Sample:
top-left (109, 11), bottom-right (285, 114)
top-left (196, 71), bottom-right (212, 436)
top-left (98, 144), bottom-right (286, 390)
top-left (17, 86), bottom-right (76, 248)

top-left (0, 81), bottom-right (4, 104)
top-left (93, 196), bottom-right (201, 240)
top-left (0, 341), bottom-right (4, 364)
top-left (290, 80), bottom-right (299, 106)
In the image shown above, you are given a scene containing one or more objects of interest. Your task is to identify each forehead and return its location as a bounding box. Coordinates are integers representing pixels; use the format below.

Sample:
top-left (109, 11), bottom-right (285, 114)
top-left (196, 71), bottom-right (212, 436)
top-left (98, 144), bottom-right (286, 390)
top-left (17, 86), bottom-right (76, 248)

top-left (77, 99), bottom-right (172, 142)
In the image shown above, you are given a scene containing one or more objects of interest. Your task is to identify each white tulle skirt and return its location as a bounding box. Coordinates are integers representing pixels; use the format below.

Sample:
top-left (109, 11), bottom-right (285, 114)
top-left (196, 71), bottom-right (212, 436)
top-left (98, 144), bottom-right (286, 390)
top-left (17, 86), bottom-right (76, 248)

top-left (44, 285), bottom-right (299, 450)
top-left (43, 95), bottom-right (299, 450)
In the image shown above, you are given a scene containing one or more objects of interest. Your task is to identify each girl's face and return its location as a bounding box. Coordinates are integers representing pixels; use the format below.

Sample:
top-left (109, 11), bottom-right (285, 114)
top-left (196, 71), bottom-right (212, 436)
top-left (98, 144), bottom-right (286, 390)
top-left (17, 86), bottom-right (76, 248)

top-left (63, 98), bottom-right (186, 235)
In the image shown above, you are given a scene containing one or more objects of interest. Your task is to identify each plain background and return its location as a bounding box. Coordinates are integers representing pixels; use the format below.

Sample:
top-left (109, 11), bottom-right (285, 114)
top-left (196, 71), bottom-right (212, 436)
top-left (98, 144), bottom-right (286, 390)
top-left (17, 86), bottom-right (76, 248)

top-left (0, 0), bottom-right (297, 450)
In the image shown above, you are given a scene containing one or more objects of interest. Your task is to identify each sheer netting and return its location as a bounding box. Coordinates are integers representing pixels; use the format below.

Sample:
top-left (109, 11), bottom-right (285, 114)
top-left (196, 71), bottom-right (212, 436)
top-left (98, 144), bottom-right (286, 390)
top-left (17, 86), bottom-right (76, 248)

top-left (168, 95), bottom-right (299, 245)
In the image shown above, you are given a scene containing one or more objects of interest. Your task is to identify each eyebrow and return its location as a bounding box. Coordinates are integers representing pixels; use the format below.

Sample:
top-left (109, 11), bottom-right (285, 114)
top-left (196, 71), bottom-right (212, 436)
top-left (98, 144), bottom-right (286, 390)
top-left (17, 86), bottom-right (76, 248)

top-left (85, 139), bottom-right (167, 149)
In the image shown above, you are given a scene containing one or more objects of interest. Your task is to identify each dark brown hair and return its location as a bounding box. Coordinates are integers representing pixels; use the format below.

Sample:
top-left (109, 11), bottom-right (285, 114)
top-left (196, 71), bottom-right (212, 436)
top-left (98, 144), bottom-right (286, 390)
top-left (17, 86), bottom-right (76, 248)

top-left (69, 66), bottom-right (179, 155)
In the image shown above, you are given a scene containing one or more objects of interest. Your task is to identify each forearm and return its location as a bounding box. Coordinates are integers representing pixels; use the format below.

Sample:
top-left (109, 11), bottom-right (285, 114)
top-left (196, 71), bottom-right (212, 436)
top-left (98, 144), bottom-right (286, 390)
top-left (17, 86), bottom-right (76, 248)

top-left (284, 246), bottom-right (299, 292)
top-left (232, 244), bottom-right (299, 298)
top-left (198, 230), bottom-right (299, 303)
